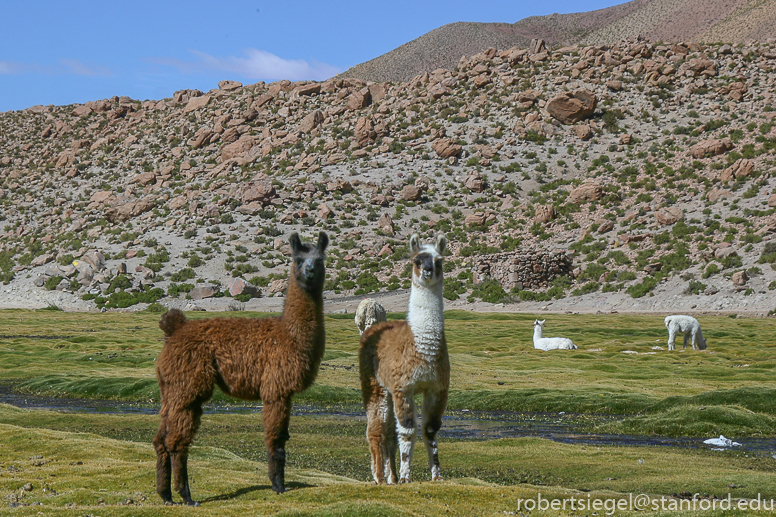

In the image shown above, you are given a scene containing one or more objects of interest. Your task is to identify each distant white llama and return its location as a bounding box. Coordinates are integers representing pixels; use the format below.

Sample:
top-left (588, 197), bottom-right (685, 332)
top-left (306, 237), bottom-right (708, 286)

top-left (532, 319), bottom-right (577, 351)
top-left (665, 315), bottom-right (707, 350)
top-left (355, 298), bottom-right (388, 335)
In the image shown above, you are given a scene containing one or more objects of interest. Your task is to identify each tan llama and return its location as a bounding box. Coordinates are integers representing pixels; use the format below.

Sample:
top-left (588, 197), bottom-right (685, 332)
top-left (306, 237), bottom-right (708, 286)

top-left (153, 232), bottom-right (328, 505)
top-left (359, 233), bottom-right (449, 484)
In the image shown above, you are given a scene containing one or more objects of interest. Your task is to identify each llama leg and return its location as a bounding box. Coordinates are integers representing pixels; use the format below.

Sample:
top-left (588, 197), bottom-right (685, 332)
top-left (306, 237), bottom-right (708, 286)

top-left (392, 389), bottom-right (416, 483)
top-left (364, 385), bottom-right (389, 484)
top-left (365, 388), bottom-right (398, 484)
top-left (384, 395), bottom-right (398, 484)
top-left (170, 404), bottom-right (203, 506)
top-left (153, 426), bottom-right (173, 504)
top-left (421, 389), bottom-right (448, 481)
top-left (667, 327), bottom-right (675, 351)
top-left (263, 398), bottom-right (292, 494)
top-left (683, 332), bottom-right (690, 350)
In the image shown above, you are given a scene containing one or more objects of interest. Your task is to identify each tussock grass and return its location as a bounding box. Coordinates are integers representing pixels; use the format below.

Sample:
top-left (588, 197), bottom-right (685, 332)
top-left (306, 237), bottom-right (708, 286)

top-left (1, 405), bottom-right (776, 515)
top-left (2, 309), bottom-right (776, 514)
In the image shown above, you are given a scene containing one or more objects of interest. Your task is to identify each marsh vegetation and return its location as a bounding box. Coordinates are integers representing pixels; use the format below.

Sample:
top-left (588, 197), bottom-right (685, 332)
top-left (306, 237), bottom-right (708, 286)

top-left (0, 309), bottom-right (775, 515)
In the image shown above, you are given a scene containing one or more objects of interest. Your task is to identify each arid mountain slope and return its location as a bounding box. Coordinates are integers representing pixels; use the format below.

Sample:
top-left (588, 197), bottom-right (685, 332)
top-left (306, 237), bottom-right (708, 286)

top-left (2, 40), bottom-right (776, 316)
top-left (339, 0), bottom-right (775, 83)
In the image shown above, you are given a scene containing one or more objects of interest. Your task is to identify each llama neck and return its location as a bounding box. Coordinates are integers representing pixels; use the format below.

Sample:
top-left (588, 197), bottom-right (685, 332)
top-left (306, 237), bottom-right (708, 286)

top-left (533, 326), bottom-right (543, 343)
top-left (407, 281), bottom-right (445, 357)
top-left (281, 278), bottom-right (325, 353)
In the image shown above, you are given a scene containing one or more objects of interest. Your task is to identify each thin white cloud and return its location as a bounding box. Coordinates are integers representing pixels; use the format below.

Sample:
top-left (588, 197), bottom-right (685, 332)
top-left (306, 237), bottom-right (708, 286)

top-left (0, 61), bottom-right (31, 74)
top-left (59, 59), bottom-right (112, 76)
top-left (156, 48), bottom-right (342, 82)
top-left (0, 59), bottom-right (111, 76)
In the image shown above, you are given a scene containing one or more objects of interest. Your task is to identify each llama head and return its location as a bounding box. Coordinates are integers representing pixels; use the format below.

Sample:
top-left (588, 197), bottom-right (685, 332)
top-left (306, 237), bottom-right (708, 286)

top-left (289, 231), bottom-right (328, 293)
top-left (409, 233), bottom-right (446, 288)
top-left (533, 319), bottom-right (545, 328)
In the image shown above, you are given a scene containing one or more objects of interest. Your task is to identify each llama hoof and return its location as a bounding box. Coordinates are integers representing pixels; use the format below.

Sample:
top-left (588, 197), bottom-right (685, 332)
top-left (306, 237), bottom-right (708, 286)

top-left (399, 477), bottom-right (410, 484)
top-left (272, 483), bottom-right (286, 494)
top-left (185, 501), bottom-right (200, 507)
top-left (432, 476), bottom-right (444, 481)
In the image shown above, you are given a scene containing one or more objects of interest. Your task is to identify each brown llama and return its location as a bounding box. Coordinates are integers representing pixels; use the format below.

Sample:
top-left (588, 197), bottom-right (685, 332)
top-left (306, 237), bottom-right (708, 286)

top-left (359, 233), bottom-right (449, 484)
top-left (153, 231), bottom-right (328, 505)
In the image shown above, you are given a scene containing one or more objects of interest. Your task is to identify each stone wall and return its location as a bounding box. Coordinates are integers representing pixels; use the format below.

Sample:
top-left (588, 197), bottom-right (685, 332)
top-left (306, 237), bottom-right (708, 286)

top-left (472, 250), bottom-right (574, 290)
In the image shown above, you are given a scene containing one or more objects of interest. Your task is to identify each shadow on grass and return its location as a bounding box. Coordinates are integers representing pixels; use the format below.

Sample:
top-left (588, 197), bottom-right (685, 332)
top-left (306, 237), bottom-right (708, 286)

top-left (201, 482), bottom-right (316, 503)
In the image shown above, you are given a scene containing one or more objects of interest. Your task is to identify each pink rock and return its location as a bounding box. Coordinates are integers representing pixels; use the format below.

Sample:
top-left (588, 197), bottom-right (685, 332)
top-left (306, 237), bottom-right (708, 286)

top-left (227, 277), bottom-right (259, 297)
top-left (546, 89), bottom-right (597, 124)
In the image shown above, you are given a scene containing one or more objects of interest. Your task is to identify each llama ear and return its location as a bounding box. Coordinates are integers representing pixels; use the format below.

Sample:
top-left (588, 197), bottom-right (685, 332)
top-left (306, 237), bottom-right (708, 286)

top-left (316, 231), bottom-right (329, 253)
top-left (435, 234), bottom-right (447, 254)
top-left (289, 232), bottom-right (302, 253)
top-left (409, 233), bottom-right (420, 253)
top-left (540, 319), bottom-right (546, 325)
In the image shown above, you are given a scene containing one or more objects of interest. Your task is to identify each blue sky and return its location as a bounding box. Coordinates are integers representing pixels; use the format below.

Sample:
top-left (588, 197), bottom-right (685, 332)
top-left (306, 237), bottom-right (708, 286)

top-left (1, 0), bottom-right (625, 112)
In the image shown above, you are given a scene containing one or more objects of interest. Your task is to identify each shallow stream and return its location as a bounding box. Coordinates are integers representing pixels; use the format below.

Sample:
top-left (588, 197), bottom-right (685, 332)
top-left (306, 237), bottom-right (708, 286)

top-left (1, 385), bottom-right (774, 456)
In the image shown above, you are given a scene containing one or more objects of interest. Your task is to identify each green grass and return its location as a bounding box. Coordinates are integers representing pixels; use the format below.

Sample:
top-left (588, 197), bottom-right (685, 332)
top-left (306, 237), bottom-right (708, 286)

top-left (1, 405), bottom-right (775, 516)
top-left (2, 309), bottom-right (776, 515)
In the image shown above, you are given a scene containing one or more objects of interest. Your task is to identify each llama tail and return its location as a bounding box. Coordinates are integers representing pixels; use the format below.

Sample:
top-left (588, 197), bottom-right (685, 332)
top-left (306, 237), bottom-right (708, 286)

top-left (159, 309), bottom-right (187, 337)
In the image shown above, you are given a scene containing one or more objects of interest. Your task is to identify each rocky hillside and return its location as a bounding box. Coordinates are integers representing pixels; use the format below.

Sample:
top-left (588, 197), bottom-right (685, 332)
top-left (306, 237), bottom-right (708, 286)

top-left (2, 39), bottom-right (776, 315)
top-left (339, 0), bottom-right (776, 83)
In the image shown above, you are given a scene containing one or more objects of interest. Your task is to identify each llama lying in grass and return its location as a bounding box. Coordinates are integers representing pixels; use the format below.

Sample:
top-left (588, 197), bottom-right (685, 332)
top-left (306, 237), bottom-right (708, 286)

top-left (665, 314), bottom-right (707, 350)
top-left (355, 298), bottom-right (388, 335)
top-left (153, 232), bottom-right (328, 505)
top-left (532, 319), bottom-right (577, 351)
top-left (359, 234), bottom-right (449, 484)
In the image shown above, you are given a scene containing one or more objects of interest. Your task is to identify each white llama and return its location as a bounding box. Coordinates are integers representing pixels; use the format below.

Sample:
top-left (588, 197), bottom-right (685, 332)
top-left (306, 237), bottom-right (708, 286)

top-left (359, 233), bottom-right (449, 484)
top-left (355, 298), bottom-right (388, 335)
top-left (532, 319), bottom-right (577, 351)
top-left (665, 315), bottom-right (707, 350)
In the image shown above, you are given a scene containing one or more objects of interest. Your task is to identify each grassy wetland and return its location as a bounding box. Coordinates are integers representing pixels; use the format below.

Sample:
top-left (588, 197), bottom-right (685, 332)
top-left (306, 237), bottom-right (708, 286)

top-left (0, 308), bottom-right (775, 516)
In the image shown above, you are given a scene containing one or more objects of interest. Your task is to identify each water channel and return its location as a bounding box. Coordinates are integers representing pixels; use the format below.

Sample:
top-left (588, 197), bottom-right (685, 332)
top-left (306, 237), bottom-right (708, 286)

top-left (1, 385), bottom-right (774, 456)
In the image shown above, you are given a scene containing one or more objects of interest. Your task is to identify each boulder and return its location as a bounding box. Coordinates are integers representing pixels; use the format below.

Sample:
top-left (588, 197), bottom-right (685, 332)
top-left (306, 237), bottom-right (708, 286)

top-left (732, 270), bottom-right (749, 286)
top-left (655, 207), bottom-right (684, 226)
top-left (318, 202), bottom-right (334, 219)
top-left (184, 95), bottom-right (210, 113)
top-left (240, 182), bottom-right (276, 205)
top-left (189, 284), bottom-right (219, 300)
top-left (568, 183), bottom-right (603, 204)
top-left (707, 188), bottom-right (733, 203)
top-left (597, 219), bottom-right (614, 233)
top-left (268, 278), bottom-right (288, 295)
top-left (720, 158), bottom-right (754, 182)
top-left (534, 205), bottom-right (556, 224)
top-left (221, 135), bottom-right (257, 161)
top-left (465, 213), bottom-right (487, 227)
top-left (227, 277), bottom-right (259, 297)
top-left (400, 184), bottom-right (422, 201)
top-left (298, 110), bottom-right (324, 133)
top-left (432, 138), bottom-right (462, 159)
top-left (546, 89), bottom-right (597, 124)
top-left (690, 138), bottom-right (733, 159)
top-left (218, 80), bottom-right (242, 91)
top-left (30, 253), bottom-right (55, 268)
top-left (294, 83), bottom-right (321, 96)
top-left (354, 117), bottom-right (378, 147)
top-left (465, 172), bottom-right (485, 192)
top-left (79, 251), bottom-right (105, 270)
top-left (378, 213), bottom-right (394, 234)
top-left (346, 88), bottom-right (371, 110)
top-left (573, 124), bottom-right (592, 140)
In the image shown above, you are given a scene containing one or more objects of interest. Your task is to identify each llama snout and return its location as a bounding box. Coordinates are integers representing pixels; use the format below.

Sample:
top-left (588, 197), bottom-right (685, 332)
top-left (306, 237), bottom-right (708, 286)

top-left (300, 258), bottom-right (318, 279)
